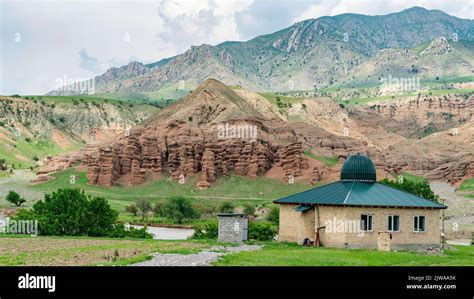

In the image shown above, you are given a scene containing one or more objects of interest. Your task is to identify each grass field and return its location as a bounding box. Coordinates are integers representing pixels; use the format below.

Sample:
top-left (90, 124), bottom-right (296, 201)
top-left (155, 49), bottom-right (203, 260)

top-left (214, 242), bottom-right (474, 266)
top-left (30, 167), bottom-right (313, 219)
top-left (258, 92), bottom-right (305, 107)
top-left (2, 235), bottom-right (472, 266)
top-left (303, 150), bottom-right (339, 167)
top-left (459, 178), bottom-right (474, 198)
top-left (0, 235), bottom-right (214, 266)
top-left (0, 138), bottom-right (81, 168)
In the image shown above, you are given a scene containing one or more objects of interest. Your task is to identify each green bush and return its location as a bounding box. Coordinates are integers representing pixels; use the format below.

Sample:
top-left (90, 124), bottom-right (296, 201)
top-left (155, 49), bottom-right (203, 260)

top-left (192, 221), bottom-right (218, 239)
top-left (125, 204), bottom-right (138, 216)
top-left (153, 202), bottom-right (164, 216)
top-left (248, 222), bottom-right (277, 241)
top-left (193, 221), bottom-right (276, 241)
top-left (380, 178), bottom-right (439, 202)
top-left (218, 201), bottom-right (235, 213)
top-left (162, 196), bottom-right (199, 224)
top-left (243, 204), bottom-right (256, 216)
top-left (105, 224), bottom-right (152, 239)
top-left (266, 206), bottom-right (279, 225)
top-left (6, 190), bottom-right (26, 207)
top-left (14, 188), bottom-right (151, 238)
top-left (136, 199), bottom-right (152, 221)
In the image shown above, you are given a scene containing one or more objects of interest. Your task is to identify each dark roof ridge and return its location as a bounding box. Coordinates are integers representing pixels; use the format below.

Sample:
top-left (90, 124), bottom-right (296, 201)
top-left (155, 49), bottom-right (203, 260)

top-left (273, 181), bottom-right (343, 203)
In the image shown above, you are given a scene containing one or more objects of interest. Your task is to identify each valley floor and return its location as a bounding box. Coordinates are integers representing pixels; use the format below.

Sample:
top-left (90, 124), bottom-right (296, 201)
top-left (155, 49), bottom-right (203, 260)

top-left (0, 236), bottom-right (472, 266)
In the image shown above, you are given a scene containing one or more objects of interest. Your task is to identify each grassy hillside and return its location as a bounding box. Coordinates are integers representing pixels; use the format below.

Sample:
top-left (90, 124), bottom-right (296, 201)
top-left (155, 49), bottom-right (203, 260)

top-left (0, 95), bottom-right (160, 168)
top-left (31, 168), bottom-right (313, 216)
top-left (459, 178), bottom-right (474, 195)
top-left (0, 134), bottom-right (81, 168)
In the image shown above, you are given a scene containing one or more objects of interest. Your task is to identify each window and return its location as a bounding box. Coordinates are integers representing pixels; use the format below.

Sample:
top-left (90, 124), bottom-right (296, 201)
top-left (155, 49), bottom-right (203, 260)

top-left (360, 214), bottom-right (373, 231)
top-left (414, 216), bottom-right (426, 232)
top-left (388, 215), bottom-right (400, 232)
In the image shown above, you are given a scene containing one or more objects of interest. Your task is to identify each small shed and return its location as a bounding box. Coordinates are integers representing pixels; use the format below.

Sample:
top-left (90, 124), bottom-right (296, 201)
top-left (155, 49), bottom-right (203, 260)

top-left (217, 213), bottom-right (248, 243)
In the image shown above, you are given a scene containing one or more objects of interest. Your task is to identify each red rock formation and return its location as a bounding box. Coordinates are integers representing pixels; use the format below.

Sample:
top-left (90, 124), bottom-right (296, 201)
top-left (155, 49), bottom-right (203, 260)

top-left (84, 119), bottom-right (309, 189)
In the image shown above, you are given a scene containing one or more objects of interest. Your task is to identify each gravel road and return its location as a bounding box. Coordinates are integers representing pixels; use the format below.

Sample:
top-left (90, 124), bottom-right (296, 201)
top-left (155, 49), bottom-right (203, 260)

top-left (131, 244), bottom-right (262, 266)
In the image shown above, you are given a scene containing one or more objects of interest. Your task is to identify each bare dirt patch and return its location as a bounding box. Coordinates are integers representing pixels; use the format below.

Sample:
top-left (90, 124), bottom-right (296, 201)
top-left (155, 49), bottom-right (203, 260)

top-left (0, 236), bottom-right (210, 266)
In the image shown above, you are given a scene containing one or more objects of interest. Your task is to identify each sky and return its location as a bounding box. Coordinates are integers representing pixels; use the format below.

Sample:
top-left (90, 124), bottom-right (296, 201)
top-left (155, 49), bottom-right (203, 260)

top-left (1, 0), bottom-right (473, 95)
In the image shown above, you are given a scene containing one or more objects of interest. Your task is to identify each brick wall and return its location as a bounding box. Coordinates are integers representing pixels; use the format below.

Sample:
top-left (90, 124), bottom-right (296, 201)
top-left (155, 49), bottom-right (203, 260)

top-left (278, 204), bottom-right (442, 249)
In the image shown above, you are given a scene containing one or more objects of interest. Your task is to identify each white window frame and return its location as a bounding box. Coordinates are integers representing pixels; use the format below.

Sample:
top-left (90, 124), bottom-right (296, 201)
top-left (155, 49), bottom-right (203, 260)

top-left (360, 214), bottom-right (373, 232)
top-left (413, 215), bottom-right (426, 232)
top-left (387, 215), bottom-right (400, 232)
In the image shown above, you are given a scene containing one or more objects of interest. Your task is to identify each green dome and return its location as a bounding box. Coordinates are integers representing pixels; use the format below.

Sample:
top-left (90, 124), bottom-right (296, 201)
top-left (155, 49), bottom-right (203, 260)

top-left (340, 154), bottom-right (376, 182)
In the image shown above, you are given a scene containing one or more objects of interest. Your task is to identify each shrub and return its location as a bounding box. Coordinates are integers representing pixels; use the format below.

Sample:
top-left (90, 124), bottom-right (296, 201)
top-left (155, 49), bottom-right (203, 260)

top-left (266, 206), bottom-right (279, 225)
top-left (125, 204), bottom-right (138, 216)
top-left (162, 196), bottom-right (199, 224)
top-left (32, 156), bottom-right (39, 162)
top-left (136, 199), bottom-right (152, 221)
top-left (218, 202), bottom-right (235, 214)
top-left (153, 202), bottom-right (164, 216)
top-left (248, 222), bottom-right (277, 241)
top-left (87, 196), bottom-right (120, 237)
top-left (243, 204), bottom-right (256, 217)
top-left (192, 221), bottom-right (218, 239)
top-left (105, 224), bottom-right (152, 239)
top-left (6, 191), bottom-right (26, 207)
top-left (12, 188), bottom-right (152, 238)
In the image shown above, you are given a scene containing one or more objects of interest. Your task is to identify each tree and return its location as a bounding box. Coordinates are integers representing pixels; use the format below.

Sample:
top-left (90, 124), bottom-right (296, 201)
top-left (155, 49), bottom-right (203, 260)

top-left (14, 188), bottom-right (150, 238)
top-left (136, 199), bottom-right (152, 221)
top-left (162, 196), bottom-right (199, 224)
top-left (6, 191), bottom-right (26, 207)
top-left (125, 204), bottom-right (138, 216)
top-left (20, 189), bottom-right (117, 236)
top-left (87, 197), bottom-right (119, 236)
top-left (218, 202), bottom-right (235, 214)
top-left (267, 206), bottom-right (279, 225)
top-left (380, 178), bottom-right (439, 202)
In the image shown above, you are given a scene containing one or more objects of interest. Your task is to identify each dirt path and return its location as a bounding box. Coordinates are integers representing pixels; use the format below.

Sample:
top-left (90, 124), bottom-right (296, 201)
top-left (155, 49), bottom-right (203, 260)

top-left (430, 181), bottom-right (474, 232)
top-left (0, 169), bottom-right (44, 205)
top-left (131, 244), bottom-right (262, 266)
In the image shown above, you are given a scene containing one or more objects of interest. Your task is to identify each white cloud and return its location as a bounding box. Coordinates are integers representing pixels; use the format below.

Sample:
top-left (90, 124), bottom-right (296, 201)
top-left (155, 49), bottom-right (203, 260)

top-left (156, 0), bottom-right (254, 53)
top-left (1, 0), bottom-right (472, 95)
top-left (293, 0), bottom-right (473, 23)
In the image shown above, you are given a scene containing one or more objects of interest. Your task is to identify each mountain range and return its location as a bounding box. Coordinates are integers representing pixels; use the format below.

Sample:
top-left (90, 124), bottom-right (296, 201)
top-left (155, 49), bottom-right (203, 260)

top-left (48, 6), bottom-right (474, 96)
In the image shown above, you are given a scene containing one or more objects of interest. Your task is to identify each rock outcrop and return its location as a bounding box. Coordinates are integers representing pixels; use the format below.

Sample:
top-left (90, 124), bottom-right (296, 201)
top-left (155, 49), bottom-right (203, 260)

top-left (85, 120), bottom-right (309, 189)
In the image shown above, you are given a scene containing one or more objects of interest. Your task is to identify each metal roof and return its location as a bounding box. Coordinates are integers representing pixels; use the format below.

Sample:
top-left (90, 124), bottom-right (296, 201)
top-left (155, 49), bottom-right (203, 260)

top-left (274, 181), bottom-right (446, 209)
top-left (340, 154), bottom-right (376, 182)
